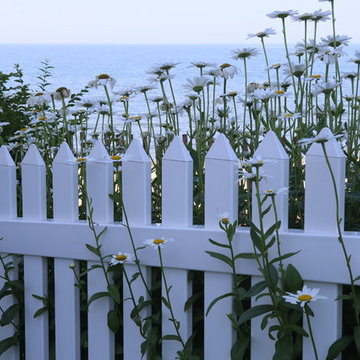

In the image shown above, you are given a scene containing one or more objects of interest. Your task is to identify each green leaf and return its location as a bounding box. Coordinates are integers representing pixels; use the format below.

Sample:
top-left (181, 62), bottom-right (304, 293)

top-left (284, 264), bottom-right (303, 293)
top-left (85, 244), bottom-right (101, 257)
top-left (231, 337), bottom-right (250, 360)
top-left (205, 251), bottom-right (232, 267)
top-left (326, 335), bottom-right (354, 360)
top-left (33, 306), bottom-right (48, 318)
top-left (205, 292), bottom-right (234, 316)
top-left (107, 284), bottom-right (121, 304)
top-left (261, 204), bottom-right (272, 217)
top-left (208, 238), bottom-right (230, 249)
top-left (250, 227), bottom-right (265, 252)
top-left (88, 291), bottom-right (109, 306)
top-left (270, 251), bottom-right (300, 265)
top-left (274, 335), bottom-right (294, 360)
top-left (0, 304), bottom-right (20, 326)
top-left (162, 296), bottom-right (170, 309)
top-left (285, 324), bottom-right (309, 337)
top-left (0, 334), bottom-right (19, 356)
top-left (32, 294), bottom-right (46, 301)
top-left (234, 252), bottom-right (259, 260)
top-left (238, 304), bottom-right (273, 325)
top-left (354, 325), bottom-right (360, 356)
top-left (107, 309), bottom-right (120, 333)
top-left (246, 281), bottom-right (267, 298)
top-left (161, 334), bottom-right (181, 342)
top-left (264, 221), bottom-right (281, 240)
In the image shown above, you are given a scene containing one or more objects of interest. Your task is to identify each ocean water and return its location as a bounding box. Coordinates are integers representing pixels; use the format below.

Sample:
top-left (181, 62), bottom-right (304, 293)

top-left (0, 44), bottom-right (358, 123)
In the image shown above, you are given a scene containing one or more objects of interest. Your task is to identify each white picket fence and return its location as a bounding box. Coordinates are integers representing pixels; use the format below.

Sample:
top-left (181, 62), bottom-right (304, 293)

top-left (0, 128), bottom-right (357, 360)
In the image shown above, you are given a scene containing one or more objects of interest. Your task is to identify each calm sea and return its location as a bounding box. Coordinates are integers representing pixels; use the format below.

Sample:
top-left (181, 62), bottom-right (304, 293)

top-left (0, 44), bottom-right (359, 116)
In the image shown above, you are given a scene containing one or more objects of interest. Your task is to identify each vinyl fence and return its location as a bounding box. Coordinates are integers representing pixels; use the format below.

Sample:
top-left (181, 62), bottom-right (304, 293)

top-left (0, 129), bottom-right (357, 360)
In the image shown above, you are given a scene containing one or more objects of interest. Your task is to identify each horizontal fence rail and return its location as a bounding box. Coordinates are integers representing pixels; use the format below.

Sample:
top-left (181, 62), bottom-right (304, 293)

top-left (0, 129), bottom-right (356, 359)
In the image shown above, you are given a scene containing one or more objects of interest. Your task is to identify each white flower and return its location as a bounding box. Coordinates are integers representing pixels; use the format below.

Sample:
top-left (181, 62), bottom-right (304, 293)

top-left (232, 48), bottom-right (259, 60)
top-left (283, 62), bottom-right (306, 78)
top-left (189, 61), bottom-right (216, 69)
top-left (27, 92), bottom-right (51, 107)
top-left (291, 12), bottom-right (313, 22)
top-left (349, 50), bottom-right (360, 65)
top-left (283, 285), bottom-right (328, 308)
top-left (267, 10), bottom-right (298, 19)
top-left (217, 212), bottom-right (230, 224)
top-left (88, 73), bottom-right (116, 90)
top-left (260, 187), bottom-right (288, 196)
top-left (247, 28), bottom-right (276, 39)
top-left (311, 79), bottom-right (341, 96)
top-left (109, 252), bottom-right (133, 266)
top-left (240, 155), bottom-right (272, 167)
top-left (52, 87), bottom-right (71, 100)
top-left (251, 88), bottom-right (275, 101)
top-left (320, 34), bottom-right (352, 48)
top-left (298, 131), bottom-right (342, 145)
top-left (311, 9), bottom-right (332, 22)
top-left (295, 39), bottom-right (326, 54)
top-left (144, 237), bottom-right (173, 249)
top-left (317, 47), bottom-right (346, 65)
top-left (183, 76), bottom-right (210, 93)
top-left (213, 63), bottom-right (238, 79)
top-left (278, 113), bottom-right (303, 120)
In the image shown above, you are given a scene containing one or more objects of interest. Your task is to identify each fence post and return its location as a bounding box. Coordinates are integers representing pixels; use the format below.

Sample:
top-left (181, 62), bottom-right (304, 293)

top-left (303, 127), bottom-right (344, 360)
top-left (0, 145), bottom-right (19, 360)
top-left (161, 136), bottom-right (193, 358)
top-left (53, 142), bottom-right (80, 360)
top-left (122, 139), bottom-right (152, 359)
top-left (86, 140), bottom-right (114, 360)
top-left (250, 131), bottom-right (289, 358)
top-left (204, 133), bottom-right (238, 359)
top-left (21, 144), bottom-right (48, 360)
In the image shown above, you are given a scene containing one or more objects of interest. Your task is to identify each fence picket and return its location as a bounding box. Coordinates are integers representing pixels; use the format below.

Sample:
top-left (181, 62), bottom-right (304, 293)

top-left (204, 134), bottom-right (238, 359)
top-left (303, 128), bottom-right (344, 359)
top-left (161, 136), bottom-right (193, 358)
top-left (250, 131), bottom-right (289, 358)
top-left (122, 139), bottom-right (152, 359)
top-left (86, 141), bottom-right (114, 359)
top-left (53, 142), bottom-right (80, 360)
top-left (0, 145), bottom-right (19, 360)
top-left (21, 144), bottom-right (48, 360)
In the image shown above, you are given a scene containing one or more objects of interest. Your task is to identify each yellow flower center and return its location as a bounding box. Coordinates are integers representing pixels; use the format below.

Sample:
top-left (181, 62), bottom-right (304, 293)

top-left (298, 294), bottom-right (312, 302)
top-left (110, 155), bottom-right (121, 161)
top-left (98, 73), bottom-right (110, 79)
top-left (38, 116), bottom-right (47, 121)
top-left (19, 128), bottom-right (28, 131)
top-left (311, 75), bottom-right (321, 79)
top-left (129, 116), bottom-right (142, 121)
top-left (221, 217), bottom-right (229, 224)
top-left (266, 190), bottom-right (274, 194)
top-left (35, 92), bottom-right (44, 96)
top-left (272, 63), bottom-right (281, 67)
top-left (228, 91), bottom-right (238, 96)
top-left (153, 239), bottom-right (165, 245)
top-left (284, 114), bottom-right (294, 118)
top-left (115, 254), bottom-right (127, 261)
top-left (120, 96), bottom-right (128, 100)
top-left (77, 157), bottom-right (87, 162)
top-left (275, 90), bottom-right (285, 94)
top-left (220, 63), bottom-right (231, 69)
top-left (56, 86), bottom-right (68, 93)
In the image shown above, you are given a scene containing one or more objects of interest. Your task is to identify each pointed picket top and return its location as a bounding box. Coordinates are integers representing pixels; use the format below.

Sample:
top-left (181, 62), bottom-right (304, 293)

top-left (124, 138), bottom-right (150, 163)
top-left (0, 145), bottom-right (15, 167)
top-left (53, 142), bottom-right (76, 164)
top-left (306, 127), bottom-right (345, 158)
top-left (88, 140), bottom-right (111, 163)
top-left (206, 133), bottom-right (238, 161)
top-left (22, 144), bottom-right (45, 166)
top-left (254, 131), bottom-right (288, 159)
top-left (163, 136), bottom-right (192, 162)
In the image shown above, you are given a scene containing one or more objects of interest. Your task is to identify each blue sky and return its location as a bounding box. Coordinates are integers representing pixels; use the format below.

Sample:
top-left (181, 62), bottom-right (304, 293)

top-left (1, 0), bottom-right (359, 44)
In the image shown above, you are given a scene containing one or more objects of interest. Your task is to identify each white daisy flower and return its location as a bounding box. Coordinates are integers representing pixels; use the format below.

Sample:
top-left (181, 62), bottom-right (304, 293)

top-left (52, 87), bottom-right (71, 100)
top-left (283, 285), bottom-right (328, 308)
top-left (349, 50), bottom-right (360, 65)
top-left (298, 131), bottom-right (343, 145)
top-left (311, 9), bottom-right (332, 22)
top-left (213, 63), bottom-right (238, 79)
top-left (320, 34), bottom-right (352, 48)
top-left (232, 47), bottom-right (260, 60)
top-left (283, 62), bottom-right (307, 78)
top-left (260, 187), bottom-right (289, 196)
top-left (291, 12), bottom-right (313, 22)
top-left (144, 237), bottom-right (173, 249)
top-left (247, 28), bottom-right (276, 39)
top-left (267, 10), bottom-right (298, 19)
top-left (183, 76), bottom-right (210, 93)
top-left (109, 252), bottom-right (133, 266)
top-left (88, 73), bottom-right (116, 90)
top-left (217, 212), bottom-right (230, 224)
top-left (311, 79), bottom-right (341, 96)
top-left (27, 92), bottom-right (52, 107)
top-left (251, 88), bottom-right (275, 101)
top-left (189, 61), bottom-right (216, 69)
top-left (317, 47), bottom-right (346, 65)
top-left (278, 112), bottom-right (303, 120)
top-left (240, 155), bottom-right (272, 167)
